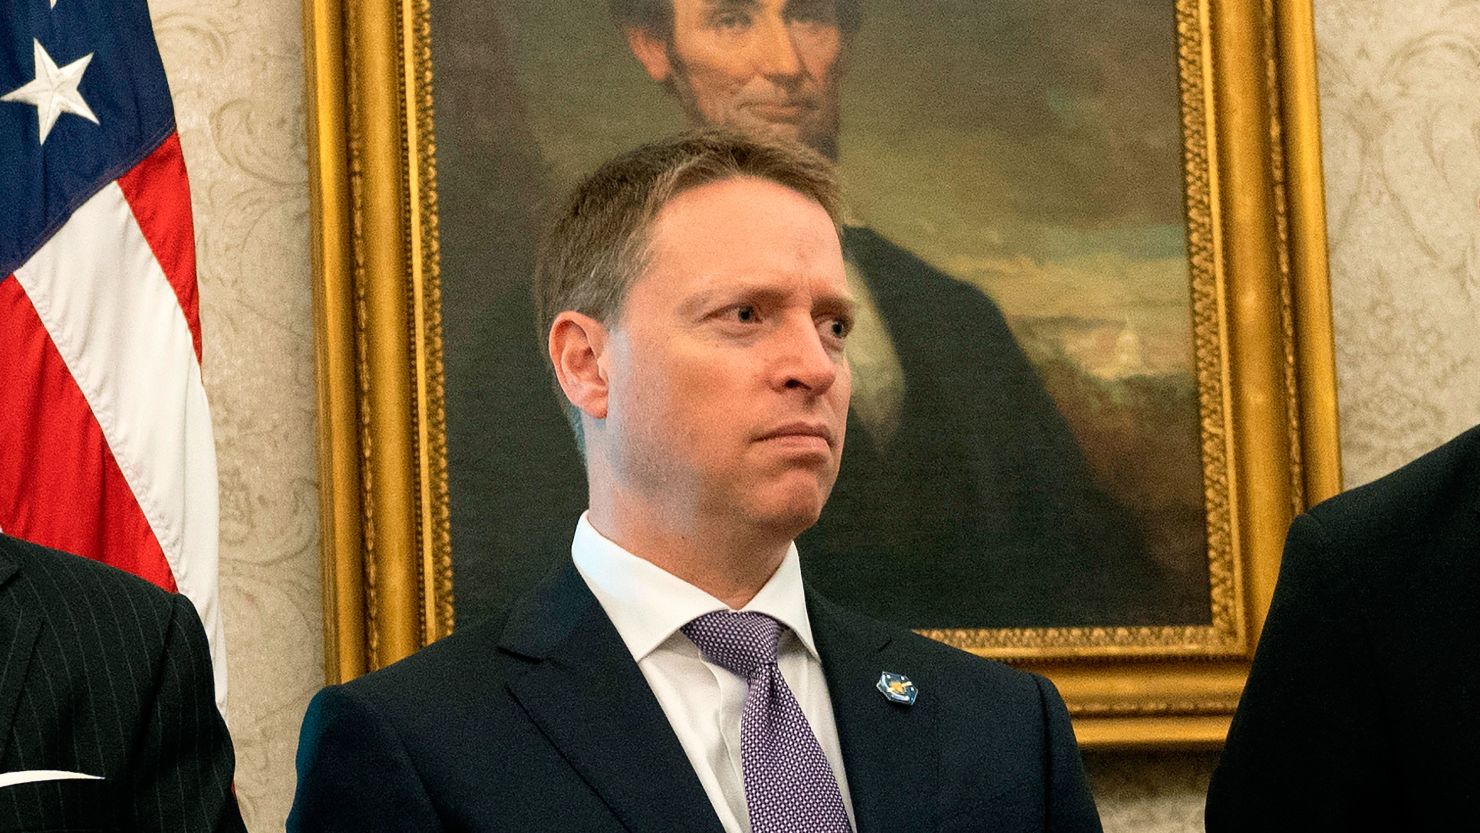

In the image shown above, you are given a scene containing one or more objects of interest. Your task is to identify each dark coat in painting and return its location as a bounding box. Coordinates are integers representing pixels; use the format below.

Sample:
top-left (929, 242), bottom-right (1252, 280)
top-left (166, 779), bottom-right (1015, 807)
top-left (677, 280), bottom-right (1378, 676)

top-left (798, 227), bottom-right (1169, 628)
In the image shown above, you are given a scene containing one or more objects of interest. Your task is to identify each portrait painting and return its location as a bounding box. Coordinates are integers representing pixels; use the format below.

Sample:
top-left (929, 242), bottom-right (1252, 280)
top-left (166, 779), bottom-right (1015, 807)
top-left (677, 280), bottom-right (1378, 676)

top-left (429, 0), bottom-right (1211, 634)
top-left (305, 0), bottom-right (1339, 741)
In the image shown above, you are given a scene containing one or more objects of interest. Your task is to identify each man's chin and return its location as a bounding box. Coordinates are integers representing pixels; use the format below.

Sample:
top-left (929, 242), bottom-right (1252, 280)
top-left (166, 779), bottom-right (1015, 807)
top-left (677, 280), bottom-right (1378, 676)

top-left (710, 114), bottom-right (838, 160)
top-left (760, 510), bottom-right (825, 544)
top-left (746, 486), bottom-right (833, 540)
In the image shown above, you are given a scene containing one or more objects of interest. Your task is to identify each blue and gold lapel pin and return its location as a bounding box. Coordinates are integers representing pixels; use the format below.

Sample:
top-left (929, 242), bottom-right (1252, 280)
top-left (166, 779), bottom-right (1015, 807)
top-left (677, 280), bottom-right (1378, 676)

top-left (876, 671), bottom-right (917, 706)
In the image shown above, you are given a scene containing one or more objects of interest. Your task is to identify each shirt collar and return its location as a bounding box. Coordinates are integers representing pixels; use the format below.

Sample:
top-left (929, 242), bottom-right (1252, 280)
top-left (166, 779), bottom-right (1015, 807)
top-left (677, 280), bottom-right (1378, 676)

top-left (570, 512), bottom-right (819, 663)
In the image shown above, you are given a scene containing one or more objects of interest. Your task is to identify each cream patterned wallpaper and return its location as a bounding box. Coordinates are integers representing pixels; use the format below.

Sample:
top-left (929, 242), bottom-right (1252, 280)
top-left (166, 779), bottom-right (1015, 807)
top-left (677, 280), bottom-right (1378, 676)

top-left (1317, 0), bottom-right (1480, 485)
top-left (149, 0), bottom-right (1480, 829)
top-left (151, 0), bottom-right (321, 827)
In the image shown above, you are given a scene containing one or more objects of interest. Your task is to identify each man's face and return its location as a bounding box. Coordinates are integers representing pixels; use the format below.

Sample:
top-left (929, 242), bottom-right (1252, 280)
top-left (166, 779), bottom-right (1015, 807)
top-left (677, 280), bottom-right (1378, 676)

top-left (598, 176), bottom-right (853, 540)
top-left (628, 0), bottom-right (846, 157)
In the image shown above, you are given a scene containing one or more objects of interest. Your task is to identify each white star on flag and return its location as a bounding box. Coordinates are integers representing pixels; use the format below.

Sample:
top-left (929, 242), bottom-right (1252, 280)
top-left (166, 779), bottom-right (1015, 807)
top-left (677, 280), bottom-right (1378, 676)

top-left (2, 39), bottom-right (100, 145)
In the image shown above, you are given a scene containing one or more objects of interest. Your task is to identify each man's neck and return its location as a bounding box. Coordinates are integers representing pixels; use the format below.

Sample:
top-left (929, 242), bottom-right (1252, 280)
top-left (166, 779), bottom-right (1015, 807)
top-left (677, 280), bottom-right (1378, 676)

top-left (584, 508), bottom-right (791, 609)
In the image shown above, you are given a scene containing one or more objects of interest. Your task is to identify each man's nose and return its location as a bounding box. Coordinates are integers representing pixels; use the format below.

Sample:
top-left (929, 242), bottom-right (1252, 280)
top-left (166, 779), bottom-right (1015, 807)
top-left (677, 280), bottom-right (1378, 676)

top-left (773, 320), bottom-right (839, 394)
top-left (751, 16), bottom-right (805, 80)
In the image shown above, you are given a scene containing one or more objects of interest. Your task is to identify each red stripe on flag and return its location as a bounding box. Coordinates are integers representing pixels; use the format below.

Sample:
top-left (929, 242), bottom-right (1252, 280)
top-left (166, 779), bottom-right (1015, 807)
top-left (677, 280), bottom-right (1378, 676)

top-left (116, 132), bottom-right (202, 362)
top-left (0, 275), bottom-right (178, 591)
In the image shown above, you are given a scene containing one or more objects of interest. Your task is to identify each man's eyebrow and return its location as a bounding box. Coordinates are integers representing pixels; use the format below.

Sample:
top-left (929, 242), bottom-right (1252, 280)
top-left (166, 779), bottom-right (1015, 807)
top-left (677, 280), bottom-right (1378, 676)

top-left (815, 293), bottom-right (857, 320)
top-left (700, 0), bottom-right (761, 13)
top-left (677, 284), bottom-right (855, 316)
top-left (679, 284), bottom-right (785, 315)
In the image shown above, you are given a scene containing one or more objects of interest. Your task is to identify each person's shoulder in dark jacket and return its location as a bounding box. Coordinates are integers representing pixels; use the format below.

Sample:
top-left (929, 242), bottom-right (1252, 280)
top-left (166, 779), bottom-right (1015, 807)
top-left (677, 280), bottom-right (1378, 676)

top-left (7, 531), bottom-right (174, 612)
top-left (0, 534), bottom-right (245, 833)
top-left (1206, 425), bottom-right (1480, 832)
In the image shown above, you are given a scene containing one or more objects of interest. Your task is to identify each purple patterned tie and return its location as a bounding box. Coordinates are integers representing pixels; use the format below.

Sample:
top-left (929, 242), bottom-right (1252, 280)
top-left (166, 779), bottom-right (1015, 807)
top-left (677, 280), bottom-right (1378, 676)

top-left (682, 611), bottom-right (853, 833)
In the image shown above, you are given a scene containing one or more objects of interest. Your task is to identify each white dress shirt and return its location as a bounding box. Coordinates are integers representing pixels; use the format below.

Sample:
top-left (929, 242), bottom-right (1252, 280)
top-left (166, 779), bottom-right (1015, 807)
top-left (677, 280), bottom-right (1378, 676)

top-left (571, 513), bottom-right (857, 833)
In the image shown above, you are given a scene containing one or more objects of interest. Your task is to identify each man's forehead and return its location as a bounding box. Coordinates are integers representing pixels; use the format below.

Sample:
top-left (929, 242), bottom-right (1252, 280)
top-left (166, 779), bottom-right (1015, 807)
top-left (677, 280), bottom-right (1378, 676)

top-left (652, 174), bottom-right (836, 227)
top-left (637, 182), bottom-right (844, 298)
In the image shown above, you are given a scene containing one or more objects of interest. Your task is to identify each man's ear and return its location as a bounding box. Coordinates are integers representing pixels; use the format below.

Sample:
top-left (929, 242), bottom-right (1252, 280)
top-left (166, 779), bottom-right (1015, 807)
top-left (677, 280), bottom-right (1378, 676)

top-left (549, 311), bottom-right (611, 420)
top-left (624, 26), bottom-right (673, 83)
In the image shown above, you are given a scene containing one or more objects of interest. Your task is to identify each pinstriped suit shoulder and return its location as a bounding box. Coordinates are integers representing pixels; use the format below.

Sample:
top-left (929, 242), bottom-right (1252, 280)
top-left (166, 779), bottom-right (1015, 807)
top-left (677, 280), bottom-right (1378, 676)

top-left (0, 534), bottom-right (245, 833)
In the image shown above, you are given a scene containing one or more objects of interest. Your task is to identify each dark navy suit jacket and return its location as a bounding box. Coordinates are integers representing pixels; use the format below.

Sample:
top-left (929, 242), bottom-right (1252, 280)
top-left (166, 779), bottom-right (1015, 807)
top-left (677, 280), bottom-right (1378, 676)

top-left (1206, 425), bottom-right (1480, 830)
top-left (289, 563), bottom-right (1103, 832)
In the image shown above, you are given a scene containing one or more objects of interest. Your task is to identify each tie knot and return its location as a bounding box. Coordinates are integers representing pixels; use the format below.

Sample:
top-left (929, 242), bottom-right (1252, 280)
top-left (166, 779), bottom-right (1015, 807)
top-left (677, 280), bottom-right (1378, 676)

top-left (681, 611), bottom-right (782, 677)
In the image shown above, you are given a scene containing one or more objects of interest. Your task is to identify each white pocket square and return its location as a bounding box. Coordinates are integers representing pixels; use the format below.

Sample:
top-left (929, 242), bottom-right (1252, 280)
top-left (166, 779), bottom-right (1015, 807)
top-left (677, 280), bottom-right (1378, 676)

top-left (0, 770), bottom-right (103, 789)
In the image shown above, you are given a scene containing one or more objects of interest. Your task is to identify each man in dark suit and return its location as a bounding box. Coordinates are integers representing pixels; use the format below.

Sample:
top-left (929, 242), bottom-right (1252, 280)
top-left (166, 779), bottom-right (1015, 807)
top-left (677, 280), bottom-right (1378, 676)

top-left (0, 533), bottom-right (245, 832)
top-left (289, 131), bottom-right (1101, 831)
top-left (1205, 424), bottom-right (1480, 830)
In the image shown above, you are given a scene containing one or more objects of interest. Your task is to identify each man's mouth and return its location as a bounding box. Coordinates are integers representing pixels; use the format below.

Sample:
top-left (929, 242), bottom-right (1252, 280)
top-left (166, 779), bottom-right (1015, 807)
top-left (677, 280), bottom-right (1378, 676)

top-left (756, 422), bottom-right (834, 450)
top-left (745, 101), bottom-right (815, 124)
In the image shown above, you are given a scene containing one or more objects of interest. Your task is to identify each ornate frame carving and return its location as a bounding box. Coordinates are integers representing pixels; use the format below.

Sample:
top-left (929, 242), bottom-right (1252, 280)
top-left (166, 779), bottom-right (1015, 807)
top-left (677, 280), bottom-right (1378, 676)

top-left (303, 0), bottom-right (1340, 747)
top-left (304, 0), bottom-right (452, 682)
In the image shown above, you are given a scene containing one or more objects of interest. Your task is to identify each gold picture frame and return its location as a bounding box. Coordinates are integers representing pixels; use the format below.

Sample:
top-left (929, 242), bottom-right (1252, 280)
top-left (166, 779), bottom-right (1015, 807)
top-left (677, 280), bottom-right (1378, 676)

top-left (302, 0), bottom-right (1341, 747)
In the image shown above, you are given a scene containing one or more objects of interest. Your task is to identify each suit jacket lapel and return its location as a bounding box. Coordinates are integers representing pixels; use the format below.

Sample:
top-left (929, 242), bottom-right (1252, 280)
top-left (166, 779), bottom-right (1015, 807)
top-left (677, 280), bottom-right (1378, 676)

top-left (0, 546), bottom-right (41, 764)
top-left (809, 590), bottom-right (939, 833)
top-left (502, 564), bottom-right (725, 833)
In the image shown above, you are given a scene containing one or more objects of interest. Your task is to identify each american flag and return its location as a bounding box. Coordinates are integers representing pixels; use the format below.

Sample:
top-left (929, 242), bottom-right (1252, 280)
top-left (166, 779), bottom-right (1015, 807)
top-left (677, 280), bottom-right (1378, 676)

top-left (1, 0), bottom-right (226, 712)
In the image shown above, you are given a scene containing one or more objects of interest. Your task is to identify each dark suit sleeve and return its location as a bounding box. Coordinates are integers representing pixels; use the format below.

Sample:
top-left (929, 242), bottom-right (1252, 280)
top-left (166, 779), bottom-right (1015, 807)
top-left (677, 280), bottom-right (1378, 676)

top-left (1035, 675), bottom-right (1103, 833)
top-left (289, 684), bottom-right (444, 832)
top-left (128, 594), bottom-right (245, 833)
top-left (1205, 513), bottom-right (1392, 830)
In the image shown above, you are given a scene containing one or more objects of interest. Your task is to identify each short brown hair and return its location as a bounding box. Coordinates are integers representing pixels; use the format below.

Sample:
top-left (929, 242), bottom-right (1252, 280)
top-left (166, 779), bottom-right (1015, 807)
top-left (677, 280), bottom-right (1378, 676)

top-left (533, 128), bottom-right (843, 447)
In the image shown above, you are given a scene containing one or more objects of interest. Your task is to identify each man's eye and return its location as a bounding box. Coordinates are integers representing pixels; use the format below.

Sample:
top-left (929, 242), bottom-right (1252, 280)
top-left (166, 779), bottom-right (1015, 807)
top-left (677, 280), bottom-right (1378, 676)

top-left (827, 317), bottom-right (851, 338)
top-left (711, 11), bottom-right (752, 30)
top-left (733, 306), bottom-right (758, 323)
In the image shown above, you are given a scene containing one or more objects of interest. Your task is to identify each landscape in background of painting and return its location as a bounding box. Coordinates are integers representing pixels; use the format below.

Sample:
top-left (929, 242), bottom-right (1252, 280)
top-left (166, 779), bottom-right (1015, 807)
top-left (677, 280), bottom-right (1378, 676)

top-left (431, 0), bottom-right (1208, 628)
